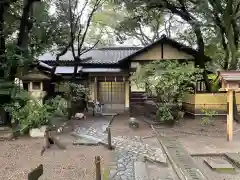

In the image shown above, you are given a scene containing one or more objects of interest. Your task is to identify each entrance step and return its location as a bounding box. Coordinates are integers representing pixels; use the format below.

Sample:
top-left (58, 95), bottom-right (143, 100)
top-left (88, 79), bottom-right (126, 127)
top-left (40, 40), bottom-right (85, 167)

top-left (134, 161), bottom-right (149, 180)
top-left (225, 153), bottom-right (240, 168)
top-left (146, 161), bottom-right (179, 180)
top-left (204, 158), bottom-right (235, 173)
top-left (0, 127), bottom-right (13, 140)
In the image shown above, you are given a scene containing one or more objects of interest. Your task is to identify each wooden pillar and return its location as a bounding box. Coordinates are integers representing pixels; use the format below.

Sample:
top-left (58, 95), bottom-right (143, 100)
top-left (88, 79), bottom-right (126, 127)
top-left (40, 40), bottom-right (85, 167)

top-left (95, 156), bottom-right (101, 180)
top-left (227, 90), bottom-right (233, 142)
top-left (94, 77), bottom-right (97, 101)
top-left (125, 81), bottom-right (130, 110)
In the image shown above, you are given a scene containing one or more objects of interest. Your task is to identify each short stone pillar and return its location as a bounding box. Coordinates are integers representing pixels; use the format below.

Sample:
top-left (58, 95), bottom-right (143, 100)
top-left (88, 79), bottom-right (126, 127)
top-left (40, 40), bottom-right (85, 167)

top-left (129, 117), bottom-right (139, 129)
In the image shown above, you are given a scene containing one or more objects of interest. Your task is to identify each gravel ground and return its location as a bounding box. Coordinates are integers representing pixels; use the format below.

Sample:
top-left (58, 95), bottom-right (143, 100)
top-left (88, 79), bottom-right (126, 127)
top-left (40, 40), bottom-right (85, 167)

top-left (0, 135), bottom-right (113, 180)
top-left (0, 114), bottom-right (154, 180)
top-left (0, 120), bottom-right (113, 180)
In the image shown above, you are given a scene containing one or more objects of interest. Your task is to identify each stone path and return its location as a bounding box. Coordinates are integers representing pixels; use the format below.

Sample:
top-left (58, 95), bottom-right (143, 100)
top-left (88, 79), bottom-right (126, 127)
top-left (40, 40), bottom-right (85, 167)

top-left (75, 124), bottom-right (167, 164)
top-left (108, 150), bottom-right (135, 180)
top-left (74, 121), bottom-right (167, 180)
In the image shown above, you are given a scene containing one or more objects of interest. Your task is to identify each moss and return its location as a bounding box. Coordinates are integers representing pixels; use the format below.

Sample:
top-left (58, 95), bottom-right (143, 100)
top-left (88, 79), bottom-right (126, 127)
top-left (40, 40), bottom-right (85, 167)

top-left (103, 168), bottom-right (110, 180)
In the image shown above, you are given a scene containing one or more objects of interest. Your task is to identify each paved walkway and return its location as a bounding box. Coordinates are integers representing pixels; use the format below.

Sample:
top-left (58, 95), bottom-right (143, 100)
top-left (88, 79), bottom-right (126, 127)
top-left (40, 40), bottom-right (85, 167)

top-left (74, 120), bottom-right (167, 180)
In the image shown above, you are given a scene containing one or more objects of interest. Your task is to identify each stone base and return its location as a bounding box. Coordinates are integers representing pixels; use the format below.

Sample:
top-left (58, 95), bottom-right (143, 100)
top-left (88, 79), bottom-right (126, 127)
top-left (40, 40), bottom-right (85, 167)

top-left (134, 161), bottom-right (149, 180)
top-left (204, 158), bottom-right (235, 173)
top-left (29, 126), bottom-right (48, 138)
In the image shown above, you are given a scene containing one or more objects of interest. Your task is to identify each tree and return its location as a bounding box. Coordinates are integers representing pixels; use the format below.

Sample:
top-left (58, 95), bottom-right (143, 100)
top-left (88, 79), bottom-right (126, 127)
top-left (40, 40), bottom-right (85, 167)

top-left (133, 60), bottom-right (202, 124)
top-left (113, 0), bottom-right (212, 91)
top-left (48, 0), bottom-right (104, 119)
top-left (206, 0), bottom-right (240, 70)
top-left (94, 1), bottom-right (182, 45)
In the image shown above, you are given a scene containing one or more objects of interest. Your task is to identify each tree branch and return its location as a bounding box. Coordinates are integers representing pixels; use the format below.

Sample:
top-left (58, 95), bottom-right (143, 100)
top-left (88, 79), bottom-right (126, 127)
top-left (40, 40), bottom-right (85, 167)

top-left (51, 42), bottom-right (72, 76)
top-left (78, 0), bottom-right (101, 56)
top-left (80, 40), bottom-right (99, 55)
top-left (68, 0), bottom-right (76, 59)
top-left (77, 0), bottom-right (88, 56)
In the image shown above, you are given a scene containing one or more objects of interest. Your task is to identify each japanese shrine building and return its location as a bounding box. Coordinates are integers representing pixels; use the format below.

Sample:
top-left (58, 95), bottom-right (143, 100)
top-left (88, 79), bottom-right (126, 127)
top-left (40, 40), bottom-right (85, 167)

top-left (38, 35), bottom-right (209, 112)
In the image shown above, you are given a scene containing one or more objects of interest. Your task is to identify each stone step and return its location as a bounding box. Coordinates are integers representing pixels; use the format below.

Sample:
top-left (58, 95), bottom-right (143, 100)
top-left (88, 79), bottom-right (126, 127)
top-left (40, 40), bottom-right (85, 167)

top-left (204, 158), bottom-right (235, 173)
top-left (0, 128), bottom-right (13, 140)
top-left (134, 161), bottom-right (150, 180)
top-left (146, 161), bottom-right (179, 180)
top-left (0, 126), bottom-right (11, 132)
top-left (225, 153), bottom-right (240, 168)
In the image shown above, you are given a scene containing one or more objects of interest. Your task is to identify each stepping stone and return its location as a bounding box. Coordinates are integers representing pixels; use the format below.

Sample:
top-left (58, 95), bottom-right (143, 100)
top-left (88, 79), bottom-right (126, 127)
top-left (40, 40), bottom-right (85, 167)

top-left (134, 161), bottom-right (149, 180)
top-left (204, 158), bottom-right (235, 173)
top-left (225, 153), bottom-right (240, 168)
top-left (101, 113), bottom-right (118, 116)
top-left (73, 138), bottom-right (100, 146)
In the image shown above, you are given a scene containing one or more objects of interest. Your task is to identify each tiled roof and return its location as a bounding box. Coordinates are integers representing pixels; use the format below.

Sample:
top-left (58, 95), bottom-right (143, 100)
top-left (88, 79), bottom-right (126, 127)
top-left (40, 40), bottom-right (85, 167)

top-left (219, 71), bottom-right (240, 81)
top-left (38, 47), bottom-right (142, 65)
top-left (38, 35), bottom-right (211, 66)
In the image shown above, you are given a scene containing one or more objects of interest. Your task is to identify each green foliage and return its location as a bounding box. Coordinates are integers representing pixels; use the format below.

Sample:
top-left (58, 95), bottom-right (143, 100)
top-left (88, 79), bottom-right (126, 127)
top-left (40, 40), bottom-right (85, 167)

top-left (103, 168), bottom-right (110, 180)
top-left (133, 61), bottom-right (202, 124)
top-left (45, 95), bottom-right (68, 117)
top-left (6, 100), bottom-right (50, 134)
top-left (133, 61), bottom-right (202, 102)
top-left (64, 82), bottom-right (89, 103)
top-left (5, 92), bottom-right (68, 134)
top-left (208, 74), bottom-right (220, 93)
top-left (63, 82), bottom-right (89, 118)
top-left (201, 109), bottom-right (218, 126)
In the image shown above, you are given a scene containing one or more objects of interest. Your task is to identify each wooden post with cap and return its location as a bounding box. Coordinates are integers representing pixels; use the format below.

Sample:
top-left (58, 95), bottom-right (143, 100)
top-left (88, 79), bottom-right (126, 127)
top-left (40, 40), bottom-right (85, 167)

top-left (228, 90), bottom-right (233, 141)
top-left (219, 70), bottom-right (240, 142)
top-left (95, 156), bottom-right (101, 180)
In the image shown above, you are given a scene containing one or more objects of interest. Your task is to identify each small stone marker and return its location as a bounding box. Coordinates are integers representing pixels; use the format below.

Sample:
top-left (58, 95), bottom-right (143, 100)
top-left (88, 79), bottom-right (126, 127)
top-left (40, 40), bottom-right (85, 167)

top-left (134, 161), bottom-right (149, 180)
top-left (129, 117), bottom-right (139, 129)
top-left (204, 158), bottom-right (235, 173)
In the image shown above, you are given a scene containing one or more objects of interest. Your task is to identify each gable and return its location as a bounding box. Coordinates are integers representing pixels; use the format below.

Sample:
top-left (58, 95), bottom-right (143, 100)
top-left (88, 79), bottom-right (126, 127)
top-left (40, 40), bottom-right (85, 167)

top-left (131, 43), bottom-right (194, 61)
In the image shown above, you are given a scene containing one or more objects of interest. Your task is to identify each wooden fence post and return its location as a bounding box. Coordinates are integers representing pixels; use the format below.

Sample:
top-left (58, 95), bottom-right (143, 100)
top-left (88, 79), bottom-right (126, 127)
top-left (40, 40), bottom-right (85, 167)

top-left (28, 164), bottom-right (43, 180)
top-left (95, 156), bottom-right (101, 180)
top-left (107, 127), bottom-right (113, 150)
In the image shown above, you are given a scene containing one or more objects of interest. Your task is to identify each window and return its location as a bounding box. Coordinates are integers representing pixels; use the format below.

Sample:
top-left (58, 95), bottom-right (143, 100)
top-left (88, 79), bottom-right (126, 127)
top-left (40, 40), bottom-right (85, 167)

top-left (32, 82), bottom-right (41, 90)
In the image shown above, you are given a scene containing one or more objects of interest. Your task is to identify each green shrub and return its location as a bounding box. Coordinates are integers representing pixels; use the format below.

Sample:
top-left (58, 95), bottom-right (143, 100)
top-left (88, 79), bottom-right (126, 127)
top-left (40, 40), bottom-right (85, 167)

top-left (133, 61), bottom-right (201, 125)
top-left (45, 95), bottom-right (68, 117)
top-left (5, 94), bottom-right (68, 134)
top-left (5, 100), bottom-right (50, 134)
top-left (201, 109), bottom-right (217, 125)
top-left (156, 104), bottom-right (184, 125)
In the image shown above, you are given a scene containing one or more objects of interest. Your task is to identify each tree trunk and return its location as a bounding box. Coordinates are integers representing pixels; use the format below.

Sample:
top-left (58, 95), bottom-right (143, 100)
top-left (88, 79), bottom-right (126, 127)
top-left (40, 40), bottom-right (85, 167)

top-left (9, 0), bottom-right (34, 81)
top-left (0, 3), bottom-right (6, 78)
top-left (164, 4), bottom-right (212, 92)
top-left (192, 24), bottom-right (211, 92)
